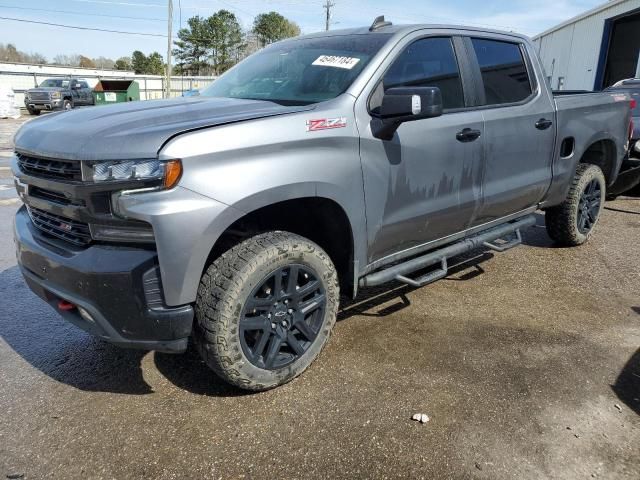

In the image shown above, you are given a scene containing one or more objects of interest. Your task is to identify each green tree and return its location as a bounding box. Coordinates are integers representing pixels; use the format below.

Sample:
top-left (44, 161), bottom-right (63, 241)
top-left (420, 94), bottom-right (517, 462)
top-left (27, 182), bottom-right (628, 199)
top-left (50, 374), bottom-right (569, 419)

top-left (78, 55), bottom-right (96, 69)
top-left (146, 52), bottom-right (165, 75)
top-left (131, 50), bottom-right (148, 74)
top-left (114, 57), bottom-right (132, 71)
top-left (205, 10), bottom-right (244, 74)
top-left (253, 12), bottom-right (300, 46)
top-left (173, 15), bottom-right (210, 75)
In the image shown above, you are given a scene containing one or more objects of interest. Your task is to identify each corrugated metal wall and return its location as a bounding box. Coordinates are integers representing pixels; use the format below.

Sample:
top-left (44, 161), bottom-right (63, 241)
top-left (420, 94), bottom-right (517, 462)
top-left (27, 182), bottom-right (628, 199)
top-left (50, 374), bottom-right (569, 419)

top-left (0, 62), bottom-right (217, 105)
top-left (532, 0), bottom-right (640, 90)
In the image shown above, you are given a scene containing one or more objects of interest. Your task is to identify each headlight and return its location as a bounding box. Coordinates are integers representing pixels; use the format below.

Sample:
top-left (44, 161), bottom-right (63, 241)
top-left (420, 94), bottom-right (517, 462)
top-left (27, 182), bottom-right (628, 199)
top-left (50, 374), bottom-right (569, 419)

top-left (51, 92), bottom-right (61, 99)
top-left (90, 159), bottom-right (182, 188)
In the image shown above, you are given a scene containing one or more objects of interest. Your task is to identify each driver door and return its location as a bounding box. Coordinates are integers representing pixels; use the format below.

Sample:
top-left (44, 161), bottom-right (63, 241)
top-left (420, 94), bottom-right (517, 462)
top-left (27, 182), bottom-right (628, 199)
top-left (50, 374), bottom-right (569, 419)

top-left (356, 34), bottom-right (485, 264)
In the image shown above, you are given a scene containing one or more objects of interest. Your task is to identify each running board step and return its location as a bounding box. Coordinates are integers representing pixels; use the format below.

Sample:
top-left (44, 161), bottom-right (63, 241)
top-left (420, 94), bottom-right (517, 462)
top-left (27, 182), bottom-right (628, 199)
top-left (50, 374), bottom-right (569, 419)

top-left (483, 229), bottom-right (522, 252)
top-left (359, 215), bottom-right (535, 288)
top-left (395, 258), bottom-right (448, 288)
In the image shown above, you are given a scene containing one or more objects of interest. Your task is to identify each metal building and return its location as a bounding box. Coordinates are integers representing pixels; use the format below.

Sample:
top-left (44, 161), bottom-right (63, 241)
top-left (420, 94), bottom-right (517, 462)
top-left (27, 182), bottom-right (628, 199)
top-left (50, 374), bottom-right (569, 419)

top-left (532, 0), bottom-right (640, 91)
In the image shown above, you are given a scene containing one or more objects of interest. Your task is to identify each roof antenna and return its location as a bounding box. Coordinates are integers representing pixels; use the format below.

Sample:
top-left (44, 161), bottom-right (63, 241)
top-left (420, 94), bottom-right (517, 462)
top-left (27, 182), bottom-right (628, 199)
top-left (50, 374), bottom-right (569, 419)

top-left (370, 15), bottom-right (392, 31)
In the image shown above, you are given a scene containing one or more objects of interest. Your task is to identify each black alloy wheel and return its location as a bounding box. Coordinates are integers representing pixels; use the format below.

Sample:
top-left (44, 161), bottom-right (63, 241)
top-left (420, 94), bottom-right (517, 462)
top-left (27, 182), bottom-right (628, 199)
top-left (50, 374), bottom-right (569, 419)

top-left (577, 178), bottom-right (602, 234)
top-left (240, 264), bottom-right (326, 370)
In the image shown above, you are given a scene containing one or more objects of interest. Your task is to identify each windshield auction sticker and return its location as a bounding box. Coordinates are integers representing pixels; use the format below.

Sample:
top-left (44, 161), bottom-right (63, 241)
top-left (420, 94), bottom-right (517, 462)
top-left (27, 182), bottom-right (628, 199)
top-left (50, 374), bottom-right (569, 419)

top-left (312, 55), bottom-right (361, 70)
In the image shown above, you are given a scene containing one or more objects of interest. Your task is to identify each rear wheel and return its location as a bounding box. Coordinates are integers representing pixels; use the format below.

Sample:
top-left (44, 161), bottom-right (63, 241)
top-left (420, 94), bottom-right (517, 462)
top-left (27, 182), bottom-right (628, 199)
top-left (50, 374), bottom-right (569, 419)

top-left (545, 164), bottom-right (605, 246)
top-left (194, 231), bottom-right (339, 391)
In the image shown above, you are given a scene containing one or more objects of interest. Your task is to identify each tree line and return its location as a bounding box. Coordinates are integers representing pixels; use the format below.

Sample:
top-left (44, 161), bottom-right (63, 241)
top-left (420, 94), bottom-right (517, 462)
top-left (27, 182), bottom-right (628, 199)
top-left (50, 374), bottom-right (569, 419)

top-left (0, 10), bottom-right (300, 76)
top-left (0, 42), bottom-right (166, 74)
top-left (173, 10), bottom-right (300, 75)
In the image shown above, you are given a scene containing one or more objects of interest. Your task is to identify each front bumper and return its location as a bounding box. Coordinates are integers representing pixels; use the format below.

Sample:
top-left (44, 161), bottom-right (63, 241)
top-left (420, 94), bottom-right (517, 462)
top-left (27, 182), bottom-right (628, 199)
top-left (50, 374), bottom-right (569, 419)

top-left (25, 99), bottom-right (63, 111)
top-left (14, 206), bottom-right (193, 353)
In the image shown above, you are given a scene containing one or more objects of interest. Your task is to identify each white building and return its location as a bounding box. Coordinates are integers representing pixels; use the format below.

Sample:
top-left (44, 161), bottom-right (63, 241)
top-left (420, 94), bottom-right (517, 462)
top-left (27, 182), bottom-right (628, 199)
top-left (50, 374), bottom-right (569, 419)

top-left (532, 0), bottom-right (640, 91)
top-left (0, 62), bottom-right (216, 105)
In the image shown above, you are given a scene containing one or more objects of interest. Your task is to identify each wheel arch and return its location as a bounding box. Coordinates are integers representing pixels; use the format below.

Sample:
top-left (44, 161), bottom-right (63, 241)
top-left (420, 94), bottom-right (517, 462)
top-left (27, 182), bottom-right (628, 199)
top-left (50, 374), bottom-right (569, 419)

top-left (578, 137), bottom-right (618, 186)
top-left (204, 195), bottom-right (358, 297)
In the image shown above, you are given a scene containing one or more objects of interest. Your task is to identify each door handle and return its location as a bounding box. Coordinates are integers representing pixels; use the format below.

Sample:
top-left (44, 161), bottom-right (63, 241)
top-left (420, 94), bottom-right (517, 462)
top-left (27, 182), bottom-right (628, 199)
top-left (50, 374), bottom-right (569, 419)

top-left (456, 128), bottom-right (482, 143)
top-left (535, 118), bottom-right (553, 130)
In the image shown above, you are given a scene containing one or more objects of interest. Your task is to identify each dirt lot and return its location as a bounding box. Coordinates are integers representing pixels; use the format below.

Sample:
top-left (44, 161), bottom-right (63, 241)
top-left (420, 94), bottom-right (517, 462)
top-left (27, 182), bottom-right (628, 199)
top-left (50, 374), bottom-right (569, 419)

top-left (0, 115), bottom-right (639, 479)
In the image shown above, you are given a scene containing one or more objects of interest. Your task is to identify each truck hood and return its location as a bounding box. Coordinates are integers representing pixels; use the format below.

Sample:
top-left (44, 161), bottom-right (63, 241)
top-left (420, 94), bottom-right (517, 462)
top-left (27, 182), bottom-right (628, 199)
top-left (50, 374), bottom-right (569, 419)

top-left (14, 97), bottom-right (315, 161)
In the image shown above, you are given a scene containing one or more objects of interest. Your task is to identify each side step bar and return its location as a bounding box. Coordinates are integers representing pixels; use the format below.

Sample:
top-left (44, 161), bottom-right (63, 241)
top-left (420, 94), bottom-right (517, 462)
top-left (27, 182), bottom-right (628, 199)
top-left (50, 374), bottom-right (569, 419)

top-left (359, 215), bottom-right (536, 288)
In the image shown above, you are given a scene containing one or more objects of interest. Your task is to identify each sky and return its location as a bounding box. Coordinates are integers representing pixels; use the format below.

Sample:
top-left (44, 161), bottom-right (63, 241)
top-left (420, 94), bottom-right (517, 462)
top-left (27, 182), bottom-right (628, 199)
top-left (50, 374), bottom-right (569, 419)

top-left (0, 0), bottom-right (605, 61)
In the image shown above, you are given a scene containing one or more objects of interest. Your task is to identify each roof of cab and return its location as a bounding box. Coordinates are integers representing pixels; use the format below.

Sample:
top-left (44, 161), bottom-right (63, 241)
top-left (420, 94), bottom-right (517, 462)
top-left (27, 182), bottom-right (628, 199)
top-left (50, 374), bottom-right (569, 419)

top-left (286, 23), bottom-right (529, 42)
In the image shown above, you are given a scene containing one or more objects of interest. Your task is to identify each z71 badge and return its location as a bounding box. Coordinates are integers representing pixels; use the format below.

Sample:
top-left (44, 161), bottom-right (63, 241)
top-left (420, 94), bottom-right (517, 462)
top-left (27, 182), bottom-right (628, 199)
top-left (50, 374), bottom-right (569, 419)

top-left (306, 117), bottom-right (347, 132)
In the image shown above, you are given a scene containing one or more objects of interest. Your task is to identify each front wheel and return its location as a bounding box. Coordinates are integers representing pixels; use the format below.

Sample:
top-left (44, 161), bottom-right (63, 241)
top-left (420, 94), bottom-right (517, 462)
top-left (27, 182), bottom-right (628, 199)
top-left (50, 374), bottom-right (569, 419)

top-left (62, 99), bottom-right (73, 111)
top-left (545, 164), bottom-right (606, 246)
top-left (194, 231), bottom-right (339, 391)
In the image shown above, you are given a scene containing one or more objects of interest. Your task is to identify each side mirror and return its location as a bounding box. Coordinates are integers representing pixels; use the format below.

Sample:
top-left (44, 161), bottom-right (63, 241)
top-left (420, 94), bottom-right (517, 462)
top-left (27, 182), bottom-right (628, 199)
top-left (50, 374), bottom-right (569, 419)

top-left (372, 86), bottom-right (443, 140)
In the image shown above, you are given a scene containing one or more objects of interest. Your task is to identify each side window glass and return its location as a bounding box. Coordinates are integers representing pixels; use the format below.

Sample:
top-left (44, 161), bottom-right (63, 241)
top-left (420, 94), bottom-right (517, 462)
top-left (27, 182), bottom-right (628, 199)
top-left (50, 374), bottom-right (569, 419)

top-left (377, 37), bottom-right (465, 111)
top-left (471, 38), bottom-right (532, 105)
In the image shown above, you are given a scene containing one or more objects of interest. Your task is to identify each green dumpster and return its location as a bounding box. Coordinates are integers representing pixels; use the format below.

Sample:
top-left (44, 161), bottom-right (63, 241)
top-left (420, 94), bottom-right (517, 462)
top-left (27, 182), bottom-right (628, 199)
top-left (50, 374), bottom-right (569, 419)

top-left (93, 80), bottom-right (140, 105)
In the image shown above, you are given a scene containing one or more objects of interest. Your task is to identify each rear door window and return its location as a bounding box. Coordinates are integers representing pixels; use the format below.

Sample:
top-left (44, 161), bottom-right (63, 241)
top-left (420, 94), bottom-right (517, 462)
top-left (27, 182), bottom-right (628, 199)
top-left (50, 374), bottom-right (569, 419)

top-left (381, 37), bottom-right (465, 110)
top-left (471, 38), bottom-right (532, 105)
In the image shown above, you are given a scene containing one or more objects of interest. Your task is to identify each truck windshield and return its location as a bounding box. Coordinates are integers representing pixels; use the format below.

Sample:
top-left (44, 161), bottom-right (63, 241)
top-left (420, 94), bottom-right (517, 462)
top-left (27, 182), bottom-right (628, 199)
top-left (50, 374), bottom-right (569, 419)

top-left (201, 34), bottom-right (392, 106)
top-left (39, 79), bottom-right (69, 88)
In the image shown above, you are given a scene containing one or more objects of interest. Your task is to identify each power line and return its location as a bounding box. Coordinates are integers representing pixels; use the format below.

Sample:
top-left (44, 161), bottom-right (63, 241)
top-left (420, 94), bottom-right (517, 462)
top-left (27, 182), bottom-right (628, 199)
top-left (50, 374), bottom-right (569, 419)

top-left (0, 4), bottom-right (165, 22)
top-left (67, 0), bottom-right (165, 7)
top-left (0, 15), bottom-right (168, 37)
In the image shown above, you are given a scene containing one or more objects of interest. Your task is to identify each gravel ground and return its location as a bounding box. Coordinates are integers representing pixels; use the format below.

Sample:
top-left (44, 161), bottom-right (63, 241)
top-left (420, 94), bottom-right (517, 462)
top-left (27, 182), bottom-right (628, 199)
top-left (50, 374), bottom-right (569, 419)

top-left (0, 115), bottom-right (638, 479)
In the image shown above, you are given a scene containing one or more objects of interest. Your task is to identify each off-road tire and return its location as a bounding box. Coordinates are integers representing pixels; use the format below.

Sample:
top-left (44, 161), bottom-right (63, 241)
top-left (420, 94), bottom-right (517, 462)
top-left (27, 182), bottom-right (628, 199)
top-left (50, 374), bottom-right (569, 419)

top-left (26, 107), bottom-right (40, 116)
top-left (194, 231), bottom-right (339, 391)
top-left (545, 164), bottom-right (606, 246)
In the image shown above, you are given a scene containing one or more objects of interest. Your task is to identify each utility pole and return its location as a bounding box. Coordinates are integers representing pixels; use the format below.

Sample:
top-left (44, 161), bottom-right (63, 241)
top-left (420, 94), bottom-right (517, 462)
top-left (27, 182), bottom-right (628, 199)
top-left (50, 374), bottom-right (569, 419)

top-left (165, 0), bottom-right (173, 98)
top-left (323, 0), bottom-right (335, 31)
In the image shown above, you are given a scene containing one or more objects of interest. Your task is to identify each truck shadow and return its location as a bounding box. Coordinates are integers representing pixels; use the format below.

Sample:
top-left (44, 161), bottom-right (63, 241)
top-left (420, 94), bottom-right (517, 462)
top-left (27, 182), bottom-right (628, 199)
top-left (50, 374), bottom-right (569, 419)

top-left (0, 240), bottom-right (544, 398)
top-left (338, 251), bottom-right (494, 321)
top-left (154, 347), bottom-right (252, 397)
top-left (611, 342), bottom-right (640, 416)
top-left (0, 265), bottom-right (243, 397)
top-left (0, 266), bottom-right (153, 394)
top-left (519, 212), bottom-right (557, 248)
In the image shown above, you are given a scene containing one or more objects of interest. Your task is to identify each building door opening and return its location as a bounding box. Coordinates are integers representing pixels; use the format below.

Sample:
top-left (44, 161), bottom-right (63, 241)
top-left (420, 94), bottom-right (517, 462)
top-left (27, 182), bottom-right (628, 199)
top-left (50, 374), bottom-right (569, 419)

top-left (602, 11), bottom-right (640, 87)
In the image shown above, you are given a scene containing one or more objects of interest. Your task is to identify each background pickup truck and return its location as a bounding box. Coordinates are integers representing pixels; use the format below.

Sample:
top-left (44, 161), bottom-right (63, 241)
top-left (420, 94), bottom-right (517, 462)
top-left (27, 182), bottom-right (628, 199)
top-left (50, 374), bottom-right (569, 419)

top-left (12, 18), bottom-right (634, 391)
top-left (24, 77), bottom-right (94, 115)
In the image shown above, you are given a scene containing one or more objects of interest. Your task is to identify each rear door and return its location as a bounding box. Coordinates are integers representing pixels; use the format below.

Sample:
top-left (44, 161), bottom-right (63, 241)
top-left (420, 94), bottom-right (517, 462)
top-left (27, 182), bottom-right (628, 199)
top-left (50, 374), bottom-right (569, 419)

top-left (80, 81), bottom-right (93, 105)
top-left (466, 36), bottom-right (556, 224)
top-left (70, 80), bottom-right (83, 105)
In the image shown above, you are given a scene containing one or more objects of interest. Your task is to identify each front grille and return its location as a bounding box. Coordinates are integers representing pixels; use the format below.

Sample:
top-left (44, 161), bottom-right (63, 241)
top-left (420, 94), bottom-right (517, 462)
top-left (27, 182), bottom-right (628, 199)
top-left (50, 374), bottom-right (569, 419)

top-left (28, 92), bottom-right (50, 101)
top-left (17, 153), bottom-right (82, 181)
top-left (27, 206), bottom-right (92, 247)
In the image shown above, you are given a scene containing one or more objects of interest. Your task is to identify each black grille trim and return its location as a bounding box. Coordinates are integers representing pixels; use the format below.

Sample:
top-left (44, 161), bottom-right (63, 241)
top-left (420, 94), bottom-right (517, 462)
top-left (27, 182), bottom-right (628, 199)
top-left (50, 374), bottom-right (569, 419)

top-left (27, 206), bottom-right (92, 247)
top-left (17, 153), bottom-right (82, 181)
top-left (29, 186), bottom-right (80, 206)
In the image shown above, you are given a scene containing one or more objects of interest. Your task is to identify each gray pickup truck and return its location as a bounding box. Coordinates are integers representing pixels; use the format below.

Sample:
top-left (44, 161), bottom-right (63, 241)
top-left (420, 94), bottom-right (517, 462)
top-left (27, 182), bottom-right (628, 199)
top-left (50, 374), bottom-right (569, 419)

top-left (12, 18), bottom-right (634, 390)
top-left (24, 77), bottom-right (94, 115)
